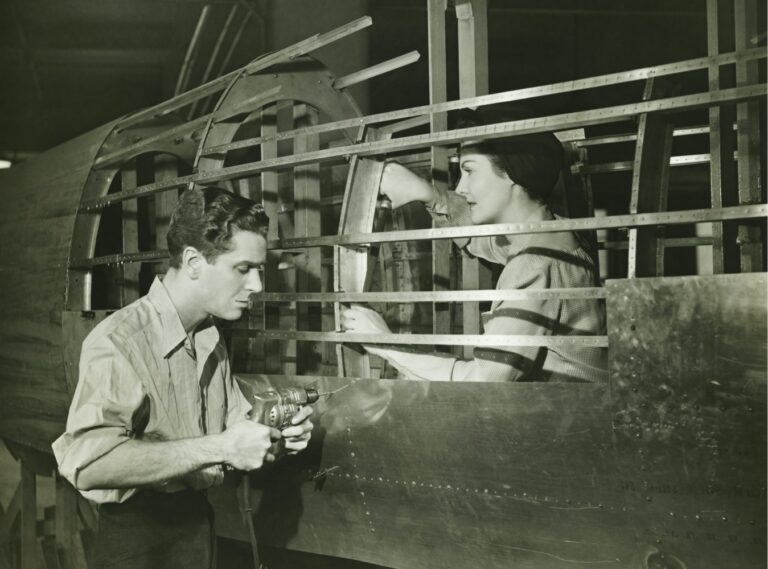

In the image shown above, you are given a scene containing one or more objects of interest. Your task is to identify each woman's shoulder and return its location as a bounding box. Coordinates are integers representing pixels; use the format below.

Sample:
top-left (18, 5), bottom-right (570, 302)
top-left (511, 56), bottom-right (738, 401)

top-left (503, 239), bottom-right (597, 287)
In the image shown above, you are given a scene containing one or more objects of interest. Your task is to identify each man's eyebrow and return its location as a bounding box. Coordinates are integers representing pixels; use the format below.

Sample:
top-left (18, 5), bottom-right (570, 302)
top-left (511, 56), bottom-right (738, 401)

top-left (235, 261), bottom-right (264, 267)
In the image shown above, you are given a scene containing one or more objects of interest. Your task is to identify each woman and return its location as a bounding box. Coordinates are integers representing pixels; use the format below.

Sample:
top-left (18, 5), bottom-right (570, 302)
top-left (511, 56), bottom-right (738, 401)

top-left (341, 112), bottom-right (607, 383)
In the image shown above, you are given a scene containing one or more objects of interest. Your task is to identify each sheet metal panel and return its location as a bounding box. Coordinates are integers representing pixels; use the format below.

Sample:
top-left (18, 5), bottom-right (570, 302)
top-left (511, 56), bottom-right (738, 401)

top-left (607, 273), bottom-right (767, 567)
top-left (212, 378), bottom-right (637, 568)
top-left (0, 123), bottom-right (115, 453)
top-left (211, 273), bottom-right (767, 568)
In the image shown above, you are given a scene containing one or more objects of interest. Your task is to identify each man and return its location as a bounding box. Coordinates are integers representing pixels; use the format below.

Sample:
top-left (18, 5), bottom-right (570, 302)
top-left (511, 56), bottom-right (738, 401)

top-left (53, 187), bottom-right (313, 568)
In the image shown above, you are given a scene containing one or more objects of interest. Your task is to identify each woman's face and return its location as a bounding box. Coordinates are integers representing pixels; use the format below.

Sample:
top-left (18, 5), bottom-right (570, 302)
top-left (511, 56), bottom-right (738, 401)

top-left (455, 150), bottom-right (514, 225)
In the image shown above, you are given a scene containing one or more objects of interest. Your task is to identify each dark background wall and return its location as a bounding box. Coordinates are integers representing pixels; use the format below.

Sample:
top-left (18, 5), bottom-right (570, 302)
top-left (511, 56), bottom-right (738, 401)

top-left (3, 0), bottom-right (760, 158)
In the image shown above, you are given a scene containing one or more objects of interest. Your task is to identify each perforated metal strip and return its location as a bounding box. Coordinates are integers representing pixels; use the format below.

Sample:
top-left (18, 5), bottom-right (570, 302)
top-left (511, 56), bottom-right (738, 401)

top-left (79, 84), bottom-right (766, 212)
top-left (70, 205), bottom-right (767, 267)
top-left (232, 330), bottom-right (609, 348)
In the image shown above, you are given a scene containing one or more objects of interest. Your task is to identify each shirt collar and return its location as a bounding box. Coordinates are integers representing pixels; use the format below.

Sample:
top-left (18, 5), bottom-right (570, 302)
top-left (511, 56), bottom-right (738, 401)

top-left (147, 277), bottom-right (189, 358)
top-left (146, 277), bottom-right (220, 360)
top-left (496, 204), bottom-right (553, 256)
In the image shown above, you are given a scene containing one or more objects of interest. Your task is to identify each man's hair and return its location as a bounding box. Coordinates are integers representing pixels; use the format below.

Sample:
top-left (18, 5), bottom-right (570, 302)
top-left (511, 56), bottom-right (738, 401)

top-left (456, 107), bottom-right (564, 203)
top-left (166, 187), bottom-right (269, 268)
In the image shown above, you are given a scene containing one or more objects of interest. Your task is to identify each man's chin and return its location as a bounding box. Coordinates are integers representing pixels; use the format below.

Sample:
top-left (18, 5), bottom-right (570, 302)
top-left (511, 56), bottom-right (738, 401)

top-left (216, 307), bottom-right (246, 321)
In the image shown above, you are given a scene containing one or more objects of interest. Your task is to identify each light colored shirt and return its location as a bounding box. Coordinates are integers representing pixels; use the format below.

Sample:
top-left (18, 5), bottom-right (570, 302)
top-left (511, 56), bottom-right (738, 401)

top-left (52, 277), bottom-right (251, 503)
top-left (368, 188), bottom-right (607, 383)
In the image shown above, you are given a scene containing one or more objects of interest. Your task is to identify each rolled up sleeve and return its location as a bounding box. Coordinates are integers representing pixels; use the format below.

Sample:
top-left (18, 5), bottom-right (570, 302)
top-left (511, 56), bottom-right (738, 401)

top-left (52, 334), bottom-right (145, 503)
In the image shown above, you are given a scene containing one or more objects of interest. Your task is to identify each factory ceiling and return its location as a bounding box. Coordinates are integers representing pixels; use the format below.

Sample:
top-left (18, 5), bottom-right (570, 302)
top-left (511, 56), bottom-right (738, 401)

top-left (0, 0), bottom-right (757, 163)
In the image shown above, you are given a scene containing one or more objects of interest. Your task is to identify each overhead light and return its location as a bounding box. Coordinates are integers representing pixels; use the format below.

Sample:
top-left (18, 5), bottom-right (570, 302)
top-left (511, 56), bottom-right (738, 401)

top-left (0, 160), bottom-right (11, 169)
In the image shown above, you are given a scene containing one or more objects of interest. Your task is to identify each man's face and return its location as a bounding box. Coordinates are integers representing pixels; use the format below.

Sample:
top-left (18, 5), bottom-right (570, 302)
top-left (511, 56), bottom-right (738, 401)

top-left (454, 151), bottom-right (514, 225)
top-left (198, 229), bottom-right (267, 321)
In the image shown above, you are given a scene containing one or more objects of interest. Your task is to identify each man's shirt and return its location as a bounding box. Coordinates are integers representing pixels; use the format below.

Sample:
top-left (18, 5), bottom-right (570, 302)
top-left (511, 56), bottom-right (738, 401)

top-left (53, 277), bottom-right (251, 503)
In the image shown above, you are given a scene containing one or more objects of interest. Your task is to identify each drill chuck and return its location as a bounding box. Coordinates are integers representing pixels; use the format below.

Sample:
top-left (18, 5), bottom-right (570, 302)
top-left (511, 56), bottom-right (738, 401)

top-left (251, 387), bottom-right (319, 429)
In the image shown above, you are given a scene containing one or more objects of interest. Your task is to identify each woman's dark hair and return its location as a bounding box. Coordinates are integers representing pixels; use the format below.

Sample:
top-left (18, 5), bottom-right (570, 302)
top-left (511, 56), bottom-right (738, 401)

top-left (456, 107), bottom-right (564, 203)
top-left (166, 186), bottom-right (269, 268)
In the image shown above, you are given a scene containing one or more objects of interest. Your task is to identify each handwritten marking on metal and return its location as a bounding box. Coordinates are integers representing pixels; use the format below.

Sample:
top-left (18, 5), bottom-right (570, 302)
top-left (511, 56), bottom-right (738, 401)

top-left (312, 465), bottom-right (340, 480)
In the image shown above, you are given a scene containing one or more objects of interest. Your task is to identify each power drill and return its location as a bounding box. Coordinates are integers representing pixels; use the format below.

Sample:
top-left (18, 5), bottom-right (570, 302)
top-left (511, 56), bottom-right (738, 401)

top-left (249, 386), bottom-right (320, 429)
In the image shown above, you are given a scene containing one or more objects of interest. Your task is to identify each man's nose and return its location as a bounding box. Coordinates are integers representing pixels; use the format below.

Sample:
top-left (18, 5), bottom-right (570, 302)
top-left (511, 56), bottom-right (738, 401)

top-left (246, 268), bottom-right (263, 293)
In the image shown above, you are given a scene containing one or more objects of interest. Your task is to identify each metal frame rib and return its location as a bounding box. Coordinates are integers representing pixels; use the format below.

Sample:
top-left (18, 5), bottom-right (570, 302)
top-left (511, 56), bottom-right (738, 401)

top-left (79, 84), bottom-right (766, 212)
top-left (272, 204), bottom-right (767, 249)
top-left (70, 205), bottom-right (765, 267)
top-left (113, 16), bottom-right (373, 131)
top-left (198, 47), bottom-right (764, 156)
top-left (233, 330), bottom-right (609, 348)
top-left (256, 289), bottom-right (606, 302)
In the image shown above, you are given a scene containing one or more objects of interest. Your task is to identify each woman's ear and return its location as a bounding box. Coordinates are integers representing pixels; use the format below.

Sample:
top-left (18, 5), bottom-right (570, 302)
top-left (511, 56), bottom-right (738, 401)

top-left (181, 246), bottom-right (204, 279)
top-left (509, 181), bottom-right (530, 201)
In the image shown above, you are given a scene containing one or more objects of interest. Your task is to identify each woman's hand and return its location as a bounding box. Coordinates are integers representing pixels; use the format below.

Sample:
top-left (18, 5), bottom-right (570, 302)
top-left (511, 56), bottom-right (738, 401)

top-left (340, 305), bottom-right (392, 335)
top-left (380, 162), bottom-right (437, 209)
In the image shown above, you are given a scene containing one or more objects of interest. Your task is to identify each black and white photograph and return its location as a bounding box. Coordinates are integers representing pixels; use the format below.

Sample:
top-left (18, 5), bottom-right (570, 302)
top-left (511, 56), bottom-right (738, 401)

top-left (0, 1), bottom-right (765, 568)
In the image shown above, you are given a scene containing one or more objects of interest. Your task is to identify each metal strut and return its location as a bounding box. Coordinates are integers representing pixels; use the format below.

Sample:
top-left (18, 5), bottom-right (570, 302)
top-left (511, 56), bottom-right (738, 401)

top-left (79, 83), bottom-right (767, 212)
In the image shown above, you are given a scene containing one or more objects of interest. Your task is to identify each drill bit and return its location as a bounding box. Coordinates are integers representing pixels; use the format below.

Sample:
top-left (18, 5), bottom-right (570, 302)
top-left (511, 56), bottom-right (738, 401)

top-left (316, 382), bottom-right (352, 400)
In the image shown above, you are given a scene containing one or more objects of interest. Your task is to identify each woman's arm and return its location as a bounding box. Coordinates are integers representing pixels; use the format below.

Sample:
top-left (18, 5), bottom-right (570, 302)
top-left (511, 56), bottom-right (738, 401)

top-left (379, 162), bottom-right (439, 209)
top-left (340, 305), bottom-right (533, 382)
top-left (340, 257), bottom-right (558, 382)
top-left (380, 162), bottom-right (503, 263)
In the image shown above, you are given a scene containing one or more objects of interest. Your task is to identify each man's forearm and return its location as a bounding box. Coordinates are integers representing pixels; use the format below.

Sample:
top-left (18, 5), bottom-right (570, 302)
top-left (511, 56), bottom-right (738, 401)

top-left (76, 434), bottom-right (224, 491)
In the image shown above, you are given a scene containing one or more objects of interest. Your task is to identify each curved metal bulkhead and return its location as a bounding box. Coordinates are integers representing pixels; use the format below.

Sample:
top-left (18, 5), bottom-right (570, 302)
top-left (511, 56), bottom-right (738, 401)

top-left (0, 122), bottom-right (118, 456)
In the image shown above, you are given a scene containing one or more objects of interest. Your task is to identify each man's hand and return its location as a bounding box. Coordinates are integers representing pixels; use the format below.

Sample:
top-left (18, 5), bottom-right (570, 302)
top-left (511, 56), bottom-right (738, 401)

top-left (380, 162), bottom-right (437, 209)
top-left (340, 305), bottom-right (392, 335)
top-left (281, 405), bottom-right (313, 455)
top-left (218, 421), bottom-right (281, 471)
